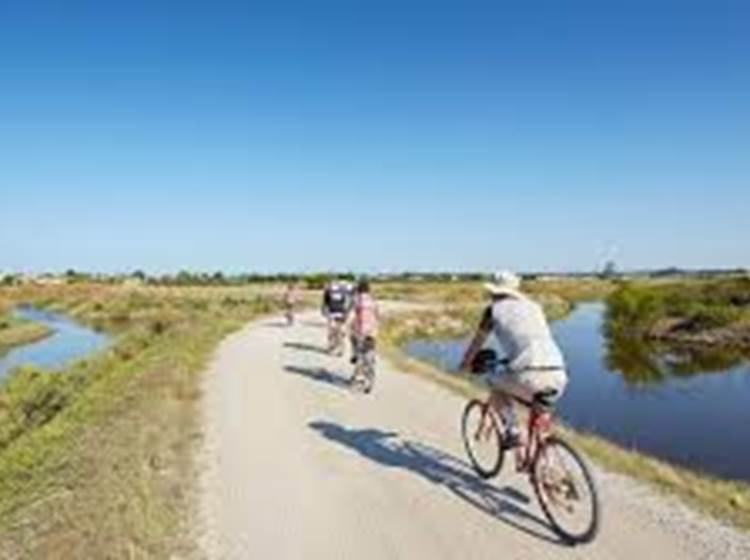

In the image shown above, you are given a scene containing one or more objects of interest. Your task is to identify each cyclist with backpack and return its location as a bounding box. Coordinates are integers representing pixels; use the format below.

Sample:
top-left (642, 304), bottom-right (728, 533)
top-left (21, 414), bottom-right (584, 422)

top-left (321, 278), bottom-right (353, 354)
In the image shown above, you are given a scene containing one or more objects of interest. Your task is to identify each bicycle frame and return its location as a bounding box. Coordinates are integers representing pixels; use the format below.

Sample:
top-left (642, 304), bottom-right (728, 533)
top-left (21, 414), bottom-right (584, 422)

top-left (519, 404), bottom-right (554, 471)
top-left (478, 396), bottom-right (555, 473)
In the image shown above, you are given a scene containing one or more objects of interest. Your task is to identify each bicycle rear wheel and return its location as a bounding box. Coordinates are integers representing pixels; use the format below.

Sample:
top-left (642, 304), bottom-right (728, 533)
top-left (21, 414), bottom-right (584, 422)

top-left (461, 400), bottom-right (504, 479)
top-left (361, 351), bottom-right (376, 393)
top-left (532, 435), bottom-right (600, 544)
top-left (349, 354), bottom-right (372, 392)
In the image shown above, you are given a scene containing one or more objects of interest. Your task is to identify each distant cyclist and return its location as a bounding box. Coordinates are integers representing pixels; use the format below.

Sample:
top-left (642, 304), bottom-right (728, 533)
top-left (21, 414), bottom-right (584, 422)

top-left (350, 278), bottom-right (379, 365)
top-left (460, 271), bottom-right (567, 449)
top-left (282, 282), bottom-right (299, 326)
top-left (321, 278), bottom-right (353, 353)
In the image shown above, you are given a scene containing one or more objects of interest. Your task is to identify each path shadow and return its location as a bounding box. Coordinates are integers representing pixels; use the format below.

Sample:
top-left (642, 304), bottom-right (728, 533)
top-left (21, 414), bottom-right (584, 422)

top-left (285, 365), bottom-right (351, 391)
top-left (302, 319), bottom-right (327, 328)
top-left (264, 320), bottom-right (291, 328)
top-left (309, 420), bottom-right (567, 546)
top-left (283, 341), bottom-right (330, 355)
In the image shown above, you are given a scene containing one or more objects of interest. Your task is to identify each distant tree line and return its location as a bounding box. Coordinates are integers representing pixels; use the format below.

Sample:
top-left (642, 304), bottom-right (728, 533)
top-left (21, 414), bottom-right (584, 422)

top-left (2, 267), bottom-right (746, 288)
top-left (146, 271), bottom-right (357, 289)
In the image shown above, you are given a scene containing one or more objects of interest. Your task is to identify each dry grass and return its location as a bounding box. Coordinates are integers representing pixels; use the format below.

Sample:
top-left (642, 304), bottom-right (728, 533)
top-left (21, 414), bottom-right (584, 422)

top-left (566, 429), bottom-right (750, 531)
top-left (524, 277), bottom-right (616, 302)
top-left (374, 277), bottom-right (614, 306)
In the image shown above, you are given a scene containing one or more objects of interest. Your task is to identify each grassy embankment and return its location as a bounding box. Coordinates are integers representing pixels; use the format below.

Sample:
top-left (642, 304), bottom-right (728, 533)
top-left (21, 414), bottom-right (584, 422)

top-left (606, 276), bottom-right (750, 348)
top-left (378, 277), bottom-right (750, 532)
top-left (0, 283), bottom-right (284, 558)
top-left (0, 306), bottom-right (52, 355)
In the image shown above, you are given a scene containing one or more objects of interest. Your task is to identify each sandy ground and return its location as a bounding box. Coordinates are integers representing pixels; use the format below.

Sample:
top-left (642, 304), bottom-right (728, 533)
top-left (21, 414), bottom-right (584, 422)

top-left (197, 311), bottom-right (750, 559)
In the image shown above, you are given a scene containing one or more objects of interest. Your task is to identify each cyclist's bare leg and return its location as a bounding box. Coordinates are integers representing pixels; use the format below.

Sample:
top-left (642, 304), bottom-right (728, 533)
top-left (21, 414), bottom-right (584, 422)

top-left (489, 390), bottom-right (519, 435)
top-left (326, 315), bottom-right (336, 346)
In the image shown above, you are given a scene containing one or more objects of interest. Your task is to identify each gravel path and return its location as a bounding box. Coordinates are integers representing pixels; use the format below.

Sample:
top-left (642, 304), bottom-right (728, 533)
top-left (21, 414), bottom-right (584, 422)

top-left (197, 311), bottom-right (750, 559)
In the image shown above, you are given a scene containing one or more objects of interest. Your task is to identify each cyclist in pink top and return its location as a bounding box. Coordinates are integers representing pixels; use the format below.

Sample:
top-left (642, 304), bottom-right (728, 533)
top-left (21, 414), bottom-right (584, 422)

top-left (350, 278), bottom-right (379, 364)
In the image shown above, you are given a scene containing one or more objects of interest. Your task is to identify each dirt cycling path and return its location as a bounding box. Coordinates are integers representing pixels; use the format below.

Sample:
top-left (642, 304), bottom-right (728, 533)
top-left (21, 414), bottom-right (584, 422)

top-left (197, 310), bottom-right (750, 559)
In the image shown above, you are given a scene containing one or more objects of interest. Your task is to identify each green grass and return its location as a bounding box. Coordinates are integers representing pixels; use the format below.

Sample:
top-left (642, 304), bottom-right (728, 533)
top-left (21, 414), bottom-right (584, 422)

top-left (0, 283), bottom-right (283, 557)
top-left (606, 277), bottom-right (750, 341)
top-left (380, 306), bottom-right (750, 533)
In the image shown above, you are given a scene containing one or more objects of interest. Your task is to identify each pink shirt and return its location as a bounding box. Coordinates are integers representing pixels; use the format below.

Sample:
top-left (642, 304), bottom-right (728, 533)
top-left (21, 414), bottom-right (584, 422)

top-left (353, 293), bottom-right (379, 338)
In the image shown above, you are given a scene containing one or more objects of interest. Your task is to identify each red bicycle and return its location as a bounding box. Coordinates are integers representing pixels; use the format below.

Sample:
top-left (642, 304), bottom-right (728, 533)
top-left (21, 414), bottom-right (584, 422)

top-left (462, 350), bottom-right (600, 544)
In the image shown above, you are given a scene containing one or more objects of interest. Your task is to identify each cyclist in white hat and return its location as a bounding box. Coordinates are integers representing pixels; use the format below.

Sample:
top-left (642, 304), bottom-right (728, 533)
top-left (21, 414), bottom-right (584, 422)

top-left (460, 271), bottom-right (568, 448)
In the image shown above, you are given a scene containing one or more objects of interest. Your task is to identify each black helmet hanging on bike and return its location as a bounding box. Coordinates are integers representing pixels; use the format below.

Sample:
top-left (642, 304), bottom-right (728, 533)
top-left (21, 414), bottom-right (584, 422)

top-left (470, 348), bottom-right (498, 375)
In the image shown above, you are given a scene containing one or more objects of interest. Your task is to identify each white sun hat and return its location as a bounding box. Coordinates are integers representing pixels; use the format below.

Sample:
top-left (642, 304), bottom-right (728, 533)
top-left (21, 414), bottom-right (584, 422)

top-left (484, 270), bottom-right (523, 297)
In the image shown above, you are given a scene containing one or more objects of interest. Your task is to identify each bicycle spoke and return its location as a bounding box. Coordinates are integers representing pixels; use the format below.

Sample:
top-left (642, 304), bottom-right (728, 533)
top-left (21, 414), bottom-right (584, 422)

top-left (533, 436), bottom-right (599, 543)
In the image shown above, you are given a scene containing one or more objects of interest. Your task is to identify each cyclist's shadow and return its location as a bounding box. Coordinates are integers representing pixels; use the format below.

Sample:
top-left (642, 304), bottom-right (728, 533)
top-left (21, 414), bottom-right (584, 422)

top-left (309, 420), bottom-right (568, 546)
top-left (285, 365), bottom-right (351, 391)
top-left (283, 341), bottom-right (330, 355)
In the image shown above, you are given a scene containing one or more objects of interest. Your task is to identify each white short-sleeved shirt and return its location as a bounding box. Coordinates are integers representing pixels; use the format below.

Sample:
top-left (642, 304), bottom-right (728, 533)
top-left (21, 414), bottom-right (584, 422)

top-left (489, 295), bottom-right (566, 373)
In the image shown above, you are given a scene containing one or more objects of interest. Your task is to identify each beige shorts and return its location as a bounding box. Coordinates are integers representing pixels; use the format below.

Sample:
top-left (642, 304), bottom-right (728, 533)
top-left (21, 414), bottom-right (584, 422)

top-left (480, 368), bottom-right (568, 403)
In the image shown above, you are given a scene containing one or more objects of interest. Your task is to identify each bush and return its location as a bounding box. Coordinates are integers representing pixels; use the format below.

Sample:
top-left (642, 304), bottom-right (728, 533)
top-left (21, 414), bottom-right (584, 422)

top-left (606, 279), bottom-right (748, 338)
top-left (0, 367), bottom-right (83, 451)
top-left (606, 283), bottom-right (665, 335)
top-left (687, 305), bottom-right (742, 330)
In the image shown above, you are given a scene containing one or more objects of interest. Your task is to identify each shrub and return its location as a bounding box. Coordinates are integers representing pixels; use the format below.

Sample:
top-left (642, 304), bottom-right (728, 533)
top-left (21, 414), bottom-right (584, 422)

top-left (606, 278), bottom-right (748, 339)
top-left (0, 367), bottom-right (83, 451)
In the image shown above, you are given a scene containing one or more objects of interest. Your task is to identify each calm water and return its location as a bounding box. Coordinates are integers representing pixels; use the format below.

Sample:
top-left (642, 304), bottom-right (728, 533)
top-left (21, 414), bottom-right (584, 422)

top-left (0, 307), bottom-right (111, 379)
top-left (406, 303), bottom-right (750, 482)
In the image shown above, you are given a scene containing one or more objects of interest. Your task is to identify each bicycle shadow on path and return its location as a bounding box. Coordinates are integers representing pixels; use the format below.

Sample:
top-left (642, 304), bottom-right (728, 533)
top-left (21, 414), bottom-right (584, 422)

top-left (283, 341), bottom-right (331, 355)
top-left (309, 420), bottom-right (567, 547)
top-left (263, 320), bottom-right (291, 329)
top-left (285, 365), bottom-right (351, 392)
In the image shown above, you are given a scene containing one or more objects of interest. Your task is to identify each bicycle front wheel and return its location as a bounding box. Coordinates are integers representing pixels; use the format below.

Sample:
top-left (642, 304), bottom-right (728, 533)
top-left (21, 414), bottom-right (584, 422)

top-left (532, 435), bottom-right (600, 544)
top-left (461, 400), bottom-right (504, 479)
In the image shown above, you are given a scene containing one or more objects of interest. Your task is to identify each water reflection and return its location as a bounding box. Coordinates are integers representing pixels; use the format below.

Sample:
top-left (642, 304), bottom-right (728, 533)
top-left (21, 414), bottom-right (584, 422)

top-left (0, 307), bottom-right (111, 379)
top-left (605, 334), bottom-right (747, 386)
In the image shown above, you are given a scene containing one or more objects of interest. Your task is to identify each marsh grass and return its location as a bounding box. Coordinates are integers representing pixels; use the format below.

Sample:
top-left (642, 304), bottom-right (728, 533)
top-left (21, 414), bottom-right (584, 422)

top-left (0, 314), bottom-right (52, 353)
top-left (381, 291), bottom-right (571, 345)
top-left (0, 283), bottom-right (284, 557)
top-left (606, 277), bottom-right (750, 345)
top-left (375, 277), bottom-right (613, 306)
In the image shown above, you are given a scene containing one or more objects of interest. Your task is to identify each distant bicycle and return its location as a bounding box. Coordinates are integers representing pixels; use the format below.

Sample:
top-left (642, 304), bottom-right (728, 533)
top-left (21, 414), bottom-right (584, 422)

top-left (327, 315), bottom-right (346, 356)
top-left (282, 283), bottom-right (298, 326)
top-left (462, 349), bottom-right (600, 544)
top-left (350, 336), bottom-right (376, 393)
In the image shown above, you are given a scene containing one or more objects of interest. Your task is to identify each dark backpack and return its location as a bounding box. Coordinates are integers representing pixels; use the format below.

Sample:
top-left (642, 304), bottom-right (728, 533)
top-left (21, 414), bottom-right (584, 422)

top-left (327, 287), bottom-right (347, 313)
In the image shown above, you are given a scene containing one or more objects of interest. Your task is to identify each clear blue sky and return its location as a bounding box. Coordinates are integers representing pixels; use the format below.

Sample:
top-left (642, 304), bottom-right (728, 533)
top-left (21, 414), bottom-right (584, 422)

top-left (1, 0), bottom-right (748, 274)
